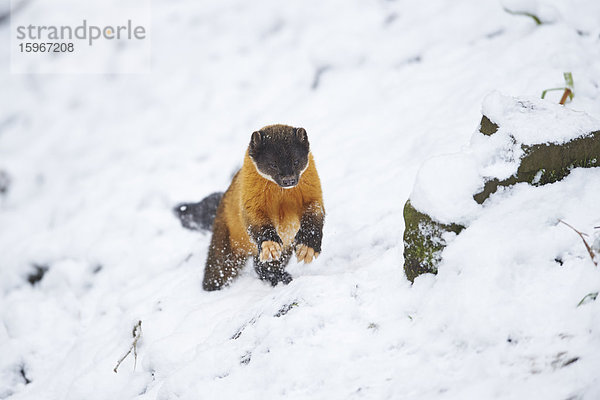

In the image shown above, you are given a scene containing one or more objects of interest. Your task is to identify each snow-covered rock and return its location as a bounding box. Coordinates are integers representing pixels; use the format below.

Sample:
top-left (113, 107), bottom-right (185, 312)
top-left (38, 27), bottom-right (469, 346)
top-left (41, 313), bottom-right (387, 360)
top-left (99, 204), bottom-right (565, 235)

top-left (405, 92), bottom-right (600, 280)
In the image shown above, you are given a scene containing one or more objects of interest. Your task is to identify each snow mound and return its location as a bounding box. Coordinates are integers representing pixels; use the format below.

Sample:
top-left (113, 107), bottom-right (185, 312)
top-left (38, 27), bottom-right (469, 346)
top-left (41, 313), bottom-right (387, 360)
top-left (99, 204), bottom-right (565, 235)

top-left (410, 153), bottom-right (482, 225)
top-left (482, 91), bottom-right (600, 145)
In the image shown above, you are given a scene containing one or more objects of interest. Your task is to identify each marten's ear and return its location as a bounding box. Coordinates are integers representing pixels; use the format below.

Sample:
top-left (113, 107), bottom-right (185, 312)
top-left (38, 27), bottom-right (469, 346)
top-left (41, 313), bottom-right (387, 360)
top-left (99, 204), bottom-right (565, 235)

top-left (250, 131), bottom-right (262, 150)
top-left (295, 127), bottom-right (308, 142)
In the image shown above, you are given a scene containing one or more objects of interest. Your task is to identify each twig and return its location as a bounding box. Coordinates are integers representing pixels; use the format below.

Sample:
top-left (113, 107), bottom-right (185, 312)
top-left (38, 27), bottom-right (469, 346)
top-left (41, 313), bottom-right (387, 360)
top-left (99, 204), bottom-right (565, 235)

top-left (558, 220), bottom-right (597, 266)
top-left (114, 320), bottom-right (142, 373)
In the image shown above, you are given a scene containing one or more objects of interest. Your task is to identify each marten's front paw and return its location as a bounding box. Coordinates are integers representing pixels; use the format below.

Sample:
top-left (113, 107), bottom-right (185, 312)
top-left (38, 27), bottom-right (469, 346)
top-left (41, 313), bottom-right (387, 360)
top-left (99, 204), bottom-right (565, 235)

top-left (295, 244), bottom-right (319, 264)
top-left (260, 241), bottom-right (283, 262)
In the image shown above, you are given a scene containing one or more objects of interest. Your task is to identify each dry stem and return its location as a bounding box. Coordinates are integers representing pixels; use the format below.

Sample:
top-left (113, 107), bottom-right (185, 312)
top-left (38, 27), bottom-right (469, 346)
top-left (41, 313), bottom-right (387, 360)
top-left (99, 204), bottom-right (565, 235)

top-left (559, 88), bottom-right (572, 105)
top-left (114, 320), bottom-right (142, 373)
top-left (558, 220), bottom-right (597, 266)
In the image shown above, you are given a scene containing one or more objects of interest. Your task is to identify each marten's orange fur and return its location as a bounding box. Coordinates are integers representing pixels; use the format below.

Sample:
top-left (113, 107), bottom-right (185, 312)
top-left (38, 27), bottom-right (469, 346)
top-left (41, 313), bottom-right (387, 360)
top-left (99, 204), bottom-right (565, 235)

top-left (202, 125), bottom-right (324, 290)
top-left (227, 151), bottom-right (323, 253)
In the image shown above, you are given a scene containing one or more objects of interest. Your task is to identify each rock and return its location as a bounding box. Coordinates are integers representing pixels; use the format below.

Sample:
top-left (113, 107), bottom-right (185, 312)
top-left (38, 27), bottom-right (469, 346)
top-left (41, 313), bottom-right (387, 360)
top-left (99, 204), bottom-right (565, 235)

top-left (479, 115), bottom-right (498, 136)
top-left (27, 264), bottom-right (49, 285)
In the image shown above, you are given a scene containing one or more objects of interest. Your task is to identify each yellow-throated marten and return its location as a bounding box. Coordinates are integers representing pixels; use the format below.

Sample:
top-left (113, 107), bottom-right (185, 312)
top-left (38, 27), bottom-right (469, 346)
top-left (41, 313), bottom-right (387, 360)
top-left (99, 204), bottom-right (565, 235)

top-left (175, 125), bottom-right (324, 291)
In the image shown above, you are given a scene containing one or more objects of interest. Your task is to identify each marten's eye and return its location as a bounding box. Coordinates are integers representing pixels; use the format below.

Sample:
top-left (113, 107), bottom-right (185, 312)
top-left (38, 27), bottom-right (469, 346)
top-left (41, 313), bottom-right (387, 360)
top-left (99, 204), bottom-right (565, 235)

top-left (293, 160), bottom-right (299, 166)
top-left (269, 162), bottom-right (277, 169)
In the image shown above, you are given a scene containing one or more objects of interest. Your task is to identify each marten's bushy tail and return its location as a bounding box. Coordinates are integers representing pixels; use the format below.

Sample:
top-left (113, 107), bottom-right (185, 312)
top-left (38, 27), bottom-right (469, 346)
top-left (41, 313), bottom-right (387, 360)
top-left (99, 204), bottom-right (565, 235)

top-left (173, 192), bottom-right (223, 232)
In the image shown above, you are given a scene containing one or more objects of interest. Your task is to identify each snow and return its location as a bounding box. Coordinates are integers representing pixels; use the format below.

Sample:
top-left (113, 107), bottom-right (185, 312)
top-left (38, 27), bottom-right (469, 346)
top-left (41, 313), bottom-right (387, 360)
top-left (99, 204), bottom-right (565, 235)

top-left (2, 0), bottom-right (600, 399)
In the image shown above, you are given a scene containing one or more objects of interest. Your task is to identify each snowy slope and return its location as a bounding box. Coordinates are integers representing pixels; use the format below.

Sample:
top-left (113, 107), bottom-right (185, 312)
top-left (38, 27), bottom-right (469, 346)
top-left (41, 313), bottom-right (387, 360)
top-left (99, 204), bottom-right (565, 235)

top-left (1, 0), bottom-right (600, 399)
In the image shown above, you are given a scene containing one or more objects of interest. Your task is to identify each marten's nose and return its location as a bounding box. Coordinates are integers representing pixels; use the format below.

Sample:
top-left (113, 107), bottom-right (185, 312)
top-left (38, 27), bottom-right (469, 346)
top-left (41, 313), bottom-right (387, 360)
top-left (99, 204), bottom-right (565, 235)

top-left (281, 176), bottom-right (297, 187)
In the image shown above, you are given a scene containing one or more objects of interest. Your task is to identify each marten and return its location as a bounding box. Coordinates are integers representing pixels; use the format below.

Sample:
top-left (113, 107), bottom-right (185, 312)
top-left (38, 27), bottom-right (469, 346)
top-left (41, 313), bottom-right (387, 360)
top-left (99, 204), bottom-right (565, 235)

top-left (175, 124), bottom-right (325, 291)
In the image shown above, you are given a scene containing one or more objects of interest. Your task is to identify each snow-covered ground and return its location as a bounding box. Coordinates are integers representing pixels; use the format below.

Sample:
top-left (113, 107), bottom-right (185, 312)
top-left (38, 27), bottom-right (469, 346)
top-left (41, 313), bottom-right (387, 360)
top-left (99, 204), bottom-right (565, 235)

top-left (1, 0), bottom-right (600, 398)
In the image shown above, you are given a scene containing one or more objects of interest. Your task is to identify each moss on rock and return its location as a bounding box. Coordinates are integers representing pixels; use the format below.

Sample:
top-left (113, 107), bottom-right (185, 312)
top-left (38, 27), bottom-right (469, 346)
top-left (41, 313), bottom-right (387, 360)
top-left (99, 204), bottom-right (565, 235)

top-left (473, 129), bottom-right (600, 204)
top-left (403, 200), bottom-right (464, 282)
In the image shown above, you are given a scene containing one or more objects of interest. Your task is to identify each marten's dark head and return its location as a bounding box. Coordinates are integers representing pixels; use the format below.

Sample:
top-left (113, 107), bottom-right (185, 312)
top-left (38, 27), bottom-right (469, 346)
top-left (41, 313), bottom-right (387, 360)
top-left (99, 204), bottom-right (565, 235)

top-left (248, 124), bottom-right (310, 189)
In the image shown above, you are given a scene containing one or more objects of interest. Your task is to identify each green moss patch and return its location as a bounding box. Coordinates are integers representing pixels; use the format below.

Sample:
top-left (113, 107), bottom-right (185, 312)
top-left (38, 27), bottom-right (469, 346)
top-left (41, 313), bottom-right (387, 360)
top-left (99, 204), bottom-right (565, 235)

top-left (403, 201), bottom-right (464, 282)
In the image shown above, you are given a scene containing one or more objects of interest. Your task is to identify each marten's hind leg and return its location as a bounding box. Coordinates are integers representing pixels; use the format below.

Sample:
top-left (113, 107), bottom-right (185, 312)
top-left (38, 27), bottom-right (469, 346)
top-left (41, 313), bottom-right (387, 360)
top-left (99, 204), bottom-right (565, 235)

top-left (253, 247), bottom-right (293, 287)
top-left (202, 220), bottom-right (247, 291)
